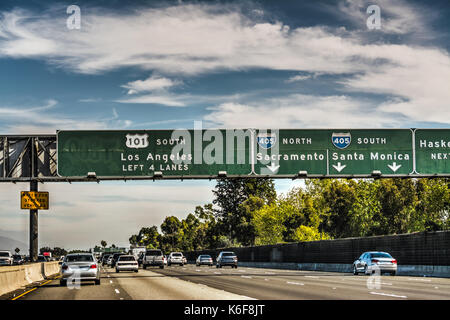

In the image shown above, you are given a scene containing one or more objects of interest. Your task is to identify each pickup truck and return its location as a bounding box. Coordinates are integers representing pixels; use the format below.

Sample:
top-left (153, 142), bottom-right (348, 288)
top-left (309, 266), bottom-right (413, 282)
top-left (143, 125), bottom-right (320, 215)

top-left (142, 249), bottom-right (164, 269)
top-left (0, 251), bottom-right (13, 266)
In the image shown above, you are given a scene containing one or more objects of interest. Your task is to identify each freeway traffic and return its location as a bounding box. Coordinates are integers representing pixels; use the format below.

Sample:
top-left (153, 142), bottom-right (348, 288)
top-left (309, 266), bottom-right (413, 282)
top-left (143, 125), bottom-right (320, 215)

top-left (8, 264), bottom-right (450, 300)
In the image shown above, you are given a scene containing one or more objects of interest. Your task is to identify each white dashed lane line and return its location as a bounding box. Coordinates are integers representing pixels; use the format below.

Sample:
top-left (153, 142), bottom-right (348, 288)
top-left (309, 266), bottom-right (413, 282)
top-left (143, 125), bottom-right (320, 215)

top-left (115, 289), bottom-right (120, 294)
top-left (287, 281), bottom-right (304, 286)
top-left (369, 291), bottom-right (407, 299)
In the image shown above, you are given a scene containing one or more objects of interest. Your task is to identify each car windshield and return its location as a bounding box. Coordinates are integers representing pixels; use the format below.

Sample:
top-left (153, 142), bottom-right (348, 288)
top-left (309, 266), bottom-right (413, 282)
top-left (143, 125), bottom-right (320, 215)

top-left (119, 256), bottom-right (135, 261)
top-left (146, 250), bottom-right (162, 256)
top-left (222, 252), bottom-right (236, 257)
top-left (66, 255), bottom-right (94, 262)
top-left (0, 252), bottom-right (10, 257)
top-left (370, 252), bottom-right (392, 258)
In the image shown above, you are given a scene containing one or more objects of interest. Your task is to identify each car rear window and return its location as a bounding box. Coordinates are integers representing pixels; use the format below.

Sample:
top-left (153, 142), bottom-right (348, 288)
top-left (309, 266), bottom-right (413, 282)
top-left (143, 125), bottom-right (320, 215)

top-left (172, 253), bottom-right (182, 257)
top-left (119, 256), bottom-right (136, 261)
top-left (222, 252), bottom-right (236, 257)
top-left (370, 252), bottom-right (392, 258)
top-left (66, 255), bottom-right (94, 262)
top-left (146, 250), bottom-right (162, 256)
top-left (200, 255), bottom-right (211, 258)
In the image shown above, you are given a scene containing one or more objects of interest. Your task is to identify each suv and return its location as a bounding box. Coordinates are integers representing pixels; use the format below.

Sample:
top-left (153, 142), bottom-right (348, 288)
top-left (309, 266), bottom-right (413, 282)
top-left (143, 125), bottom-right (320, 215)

top-left (168, 252), bottom-right (184, 266)
top-left (0, 251), bottom-right (13, 266)
top-left (12, 255), bottom-right (24, 265)
top-left (216, 251), bottom-right (238, 268)
top-left (142, 249), bottom-right (164, 269)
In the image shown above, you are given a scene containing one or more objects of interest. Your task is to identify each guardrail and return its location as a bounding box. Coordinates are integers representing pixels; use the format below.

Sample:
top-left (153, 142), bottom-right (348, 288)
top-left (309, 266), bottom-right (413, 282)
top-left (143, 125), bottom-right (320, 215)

top-left (0, 262), bottom-right (60, 296)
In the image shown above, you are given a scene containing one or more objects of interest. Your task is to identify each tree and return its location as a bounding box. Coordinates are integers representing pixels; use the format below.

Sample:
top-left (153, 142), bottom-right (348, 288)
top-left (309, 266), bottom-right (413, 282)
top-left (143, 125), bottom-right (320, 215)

top-left (213, 178), bottom-right (276, 243)
top-left (160, 216), bottom-right (183, 252)
top-left (101, 240), bottom-right (107, 248)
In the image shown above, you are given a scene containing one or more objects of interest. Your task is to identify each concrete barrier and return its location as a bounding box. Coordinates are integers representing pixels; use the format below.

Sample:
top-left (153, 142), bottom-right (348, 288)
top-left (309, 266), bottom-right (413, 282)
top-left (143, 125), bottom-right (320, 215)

top-left (0, 262), bottom-right (61, 297)
top-left (238, 261), bottom-right (450, 278)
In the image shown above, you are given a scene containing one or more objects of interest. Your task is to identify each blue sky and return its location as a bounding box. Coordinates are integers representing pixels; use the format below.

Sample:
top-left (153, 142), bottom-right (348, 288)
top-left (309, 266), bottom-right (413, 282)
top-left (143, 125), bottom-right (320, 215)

top-left (0, 0), bottom-right (449, 250)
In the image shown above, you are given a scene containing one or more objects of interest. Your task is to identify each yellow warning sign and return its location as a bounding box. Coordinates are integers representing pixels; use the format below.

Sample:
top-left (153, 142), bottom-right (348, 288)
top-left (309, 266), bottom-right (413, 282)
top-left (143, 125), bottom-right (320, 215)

top-left (21, 192), bottom-right (49, 210)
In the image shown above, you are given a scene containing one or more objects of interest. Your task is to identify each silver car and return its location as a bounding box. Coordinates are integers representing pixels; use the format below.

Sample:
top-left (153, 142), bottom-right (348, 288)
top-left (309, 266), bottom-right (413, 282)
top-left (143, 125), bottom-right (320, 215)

top-left (216, 251), bottom-right (238, 268)
top-left (116, 255), bottom-right (138, 273)
top-left (60, 253), bottom-right (101, 286)
top-left (196, 255), bottom-right (213, 267)
top-left (353, 251), bottom-right (397, 276)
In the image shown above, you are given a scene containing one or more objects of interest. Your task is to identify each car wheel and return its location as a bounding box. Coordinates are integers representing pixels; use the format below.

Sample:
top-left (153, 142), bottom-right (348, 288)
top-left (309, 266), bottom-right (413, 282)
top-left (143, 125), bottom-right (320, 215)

top-left (219, 264), bottom-right (222, 268)
top-left (95, 279), bottom-right (101, 285)
top-left (391, 271), bottom-right (396, 276)
top-left (353, 265), bottom-right (358, 275)
top-left (60, 279), bottom-right (67, 286)
top-left (135, 270), bottom-right (139, 273)
top-left (116, 269), bottom-right (119, 273)
top-left (168, 263), bottom-right (171, 266)
top-left (143, 265), bottom-right (147, 269)
top-left (364, 265), bottom-right (368, 275)
top-left (216, 264), bottom-right (219, 268)
top-left (160, 265), bottom-right (164, 269)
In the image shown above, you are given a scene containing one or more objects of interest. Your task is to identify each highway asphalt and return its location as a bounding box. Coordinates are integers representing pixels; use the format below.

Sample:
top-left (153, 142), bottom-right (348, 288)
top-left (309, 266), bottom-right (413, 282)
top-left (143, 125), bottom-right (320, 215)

top-left (9, 264), bottom-right (450, 300)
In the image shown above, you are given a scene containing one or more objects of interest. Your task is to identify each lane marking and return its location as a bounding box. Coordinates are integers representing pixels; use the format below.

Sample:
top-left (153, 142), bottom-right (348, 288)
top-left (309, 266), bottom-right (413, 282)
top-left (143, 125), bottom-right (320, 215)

top-left (369, 291), bottom-right (407, 299)
top-left (305, 276), bottom-right (319, 279)
top-left (241, 275), bottom-right (252, 279)
top-left (110, 280), bottom-right (113, 284)
top-left (408, 278), bottom-right (431, 282)
top-left (115, 289), bottom-right (120, 294)
top-left (287, 281), bottom-right (304, 286)
top-left (11, 287), bottom-right (37, 300)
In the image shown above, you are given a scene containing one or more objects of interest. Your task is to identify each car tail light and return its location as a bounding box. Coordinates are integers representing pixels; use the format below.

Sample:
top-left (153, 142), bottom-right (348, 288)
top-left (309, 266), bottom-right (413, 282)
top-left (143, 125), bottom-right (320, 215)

top-left (90, 264), bottom-right (97, 269)
top-left (391, 259), bottom-right (397, 264)
top-left (62, 265), bottom-right (68, 270)
top-left (371, 259), bottom-right (379, 264)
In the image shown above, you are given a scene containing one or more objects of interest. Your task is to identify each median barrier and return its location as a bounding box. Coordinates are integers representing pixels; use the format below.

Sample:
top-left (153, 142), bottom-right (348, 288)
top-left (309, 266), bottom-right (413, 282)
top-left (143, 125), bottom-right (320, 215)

top-left (0, 262), bottom-right (60, 297)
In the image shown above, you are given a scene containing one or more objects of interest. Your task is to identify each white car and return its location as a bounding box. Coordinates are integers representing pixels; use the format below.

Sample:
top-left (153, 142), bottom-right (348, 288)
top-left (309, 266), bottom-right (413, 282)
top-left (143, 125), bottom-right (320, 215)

top-left (116, 255), bottom-right (138, 273)
top-left (107, 256), bottom-right (113, 267)
top-left (168, 252), bottom-right (184, 266)
top-left (0, 251), bottom-right (13, 266)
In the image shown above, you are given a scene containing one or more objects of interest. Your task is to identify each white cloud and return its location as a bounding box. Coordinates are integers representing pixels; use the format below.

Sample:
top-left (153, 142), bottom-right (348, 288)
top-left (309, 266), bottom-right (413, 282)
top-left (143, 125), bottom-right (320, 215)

top-left (285, 74), bottom-right (311, 82)
top-left (0, 3), bottom-right (448, 124)
top-left (122, 75), bottom-right (181, 94)
top-left (204, 95), bottom-right (405, 128)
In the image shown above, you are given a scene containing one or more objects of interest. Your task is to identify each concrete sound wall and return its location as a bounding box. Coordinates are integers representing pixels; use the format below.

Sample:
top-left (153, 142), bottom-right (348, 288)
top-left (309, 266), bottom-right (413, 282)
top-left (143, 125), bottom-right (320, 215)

top-left (0, 262), bottom-right (60, 297)
top-left (186, 231), bottom-right (450, 276)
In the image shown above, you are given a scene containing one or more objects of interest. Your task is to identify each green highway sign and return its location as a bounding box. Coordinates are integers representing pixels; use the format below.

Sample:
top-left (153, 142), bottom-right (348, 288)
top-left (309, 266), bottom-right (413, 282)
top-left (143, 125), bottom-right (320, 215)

top-left (254, 129), bottom-right (414, 176)
top-left (57, 129), bottom-right (450, 179)
top-left (415, 129), bottom-right (450, 174)
top-left (57, 130), bottom-right (252, 177)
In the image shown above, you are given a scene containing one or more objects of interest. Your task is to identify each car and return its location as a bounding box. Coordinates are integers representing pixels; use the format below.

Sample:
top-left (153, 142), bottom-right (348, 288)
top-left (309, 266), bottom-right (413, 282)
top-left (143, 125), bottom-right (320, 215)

top-left (110, 253), bottom-right (127, 268)
top-left (0, 251), bottom-right (13, 266)
top-left (168, 252), bottom-right (184, 266)
top-left (58, 256), bottom-right (65, 265)
top-left (37, 255), bottom-right (47, 262)
top-left (115, 255), bottom-right (139, 273)
top-left (12, 254), bottom-right (24, 265)
top-left (182, 256), bottom-right (187, 264)
top-left (142, 249), bottom-right (164, 269)
top-left (216, 251), bottom-right (238, 268)
top-left (353, 251), bottom-right (397, 276)
top-left (101, 254), bottom-right (112, 266)
top-left (196, 255), bottom-right (213, 267)
top-left (60, 253), bottom-right (101, 286)
top-left (163, 255), bottom-right (168, 265)
top-left (107, 255), bottom-right (114, 267)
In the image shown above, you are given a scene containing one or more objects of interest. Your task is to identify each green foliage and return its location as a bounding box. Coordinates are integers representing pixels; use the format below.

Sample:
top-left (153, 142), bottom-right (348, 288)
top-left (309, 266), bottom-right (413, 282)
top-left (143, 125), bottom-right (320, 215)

top-left (129, 178), bottom-right (449, 251)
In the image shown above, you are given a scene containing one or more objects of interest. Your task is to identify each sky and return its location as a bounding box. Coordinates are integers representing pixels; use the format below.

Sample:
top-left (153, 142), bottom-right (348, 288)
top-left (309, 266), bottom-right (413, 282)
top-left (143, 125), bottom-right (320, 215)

top-left (0, 0), bottom-right (449, 250)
